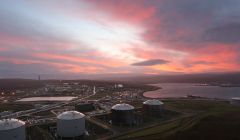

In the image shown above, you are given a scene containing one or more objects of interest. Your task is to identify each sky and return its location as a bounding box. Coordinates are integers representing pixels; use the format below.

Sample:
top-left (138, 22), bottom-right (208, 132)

top-left (0, 0), bottom-right (240, 79)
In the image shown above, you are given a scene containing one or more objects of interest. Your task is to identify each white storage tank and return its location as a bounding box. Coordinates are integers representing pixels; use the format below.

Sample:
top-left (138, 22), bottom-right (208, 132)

top-left (111, 103), bottom-right (135, 125)
top-left (57, 111), bottom-right (85, 138)
top-left (230, 98), bottom-right (240, 106)
top-left (0, 119), bottom-right (26, 140)
top-left (143, 99), bottom-right (164, 117)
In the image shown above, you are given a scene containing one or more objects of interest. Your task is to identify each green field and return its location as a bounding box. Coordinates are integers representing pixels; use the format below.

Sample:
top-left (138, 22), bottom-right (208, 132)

top-left (113, 100), bottom-right (240, 140)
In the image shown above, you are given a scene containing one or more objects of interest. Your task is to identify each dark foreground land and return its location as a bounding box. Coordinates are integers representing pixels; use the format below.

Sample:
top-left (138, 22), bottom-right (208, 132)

top-left (113, 100), bottom-right (240, 140)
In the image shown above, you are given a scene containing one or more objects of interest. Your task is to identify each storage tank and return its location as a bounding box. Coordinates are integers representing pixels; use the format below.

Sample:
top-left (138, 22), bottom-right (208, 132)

top-left (57, 111), bottom-right (85, 138)
top-left (143, 99), bottom-right (164, 117)
top-left (0, 119), bottom-right (26, 140)
top-left (230, 98), bottom-right (240, 106)
top-left (111, 103), bottom-right (134, 125)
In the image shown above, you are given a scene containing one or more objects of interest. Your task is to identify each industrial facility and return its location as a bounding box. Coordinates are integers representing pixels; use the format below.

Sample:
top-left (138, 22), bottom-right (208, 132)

top-left (230, 98), bottom-right (240, 106)
top-left (111, 103), bottom-right (135, 125)
top-left (0, 80), bottom-right (186, 139)
top-left (143, 99), bottom-right (164, 117)
top-left (76, 103), bottom-right (95, 112)
top-left (57, 111), bottom-right (85, 138)
top-left (0, 118), bottom-right (26, 140)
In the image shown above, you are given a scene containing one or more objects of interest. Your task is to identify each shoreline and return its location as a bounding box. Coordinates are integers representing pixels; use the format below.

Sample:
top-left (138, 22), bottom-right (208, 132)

top-left (140, 84), bottom-right (230, 101)
top-left (140, 85), bottom-right (161, 99)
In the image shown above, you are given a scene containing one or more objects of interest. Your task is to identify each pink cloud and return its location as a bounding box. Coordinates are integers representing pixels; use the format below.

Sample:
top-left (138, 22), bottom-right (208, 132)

top-left (33, 53), bottom-right (126, 68)
top-left (86, 0), bottom-right (156, 25)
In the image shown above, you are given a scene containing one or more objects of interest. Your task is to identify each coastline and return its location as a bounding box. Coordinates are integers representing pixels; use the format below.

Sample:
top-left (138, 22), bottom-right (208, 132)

top-left (140, 84), bottom-right (161, 99)
top-left (141, 83), bottom-right (230, 101)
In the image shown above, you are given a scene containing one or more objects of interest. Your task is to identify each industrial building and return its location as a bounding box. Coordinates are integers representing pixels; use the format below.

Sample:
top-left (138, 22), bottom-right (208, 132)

top-left (76, 103), bottom-right (95, 112)
top-left (57, 111), bottom-right (85, 138)
top-left (230, 98), bottom-right (240, 106)
top-left (111, 103), bottom-right (135, 125)
top-left (0, 118), bottom-right (26, 140)
top-left (143, 99), bottom-right (164, 117)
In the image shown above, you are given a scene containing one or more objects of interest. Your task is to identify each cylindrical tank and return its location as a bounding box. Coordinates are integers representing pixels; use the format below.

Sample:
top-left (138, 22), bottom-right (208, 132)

top-left (0, 119), bottom-right (26, 140)
top-left (230, 98), bottom-right (240, 106)
top-left (111, 103), bottom-right (134, 125)
top-left (57, 111), bottom-right (85, 138)
top-left (143, 99), bottom-right (164, 117)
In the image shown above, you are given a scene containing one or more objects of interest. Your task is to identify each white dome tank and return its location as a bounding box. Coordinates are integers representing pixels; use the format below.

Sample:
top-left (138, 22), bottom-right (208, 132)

top-left (111, 103), bottom-right (134, 110)
top-left (111, 104), bottom-right (135, 125)
top-left (57, 111), bottom-right (85, 138)
top-left (0, 119), bottom-right (26, 140)
top-left (143, 99), bottom-right (164, 117)
top-left (143, 99), bottom-right (164, 106)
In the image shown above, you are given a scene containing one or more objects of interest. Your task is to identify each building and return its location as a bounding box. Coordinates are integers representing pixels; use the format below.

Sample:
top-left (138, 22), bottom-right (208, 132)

top-left (143, 99), bottom-right (164, 117)
top-left (57, 111), bottom-right (85, 138)
top-left (111, 103), bottom-right (135, 125)
top-left (76, 103), bottom-right (95, 112)
top-left (0, 119), bottom-right (26, 140)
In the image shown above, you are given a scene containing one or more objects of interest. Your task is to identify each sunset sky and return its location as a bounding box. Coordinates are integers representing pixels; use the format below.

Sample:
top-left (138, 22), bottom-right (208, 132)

top-left (0, 0), bottom-right (240, 78)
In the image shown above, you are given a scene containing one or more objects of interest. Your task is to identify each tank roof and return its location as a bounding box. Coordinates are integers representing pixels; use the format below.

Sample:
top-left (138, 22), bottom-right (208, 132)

top-left (57, 111), bottom-right (85, 120)
top-left (111, 103), bottom-right (134, 110)
top-left (143, 99), bottom-right (164, 105)
top-left (231, 97), bottom-right (240, 100)
top-left (0, 119), bottom-right (25, 130)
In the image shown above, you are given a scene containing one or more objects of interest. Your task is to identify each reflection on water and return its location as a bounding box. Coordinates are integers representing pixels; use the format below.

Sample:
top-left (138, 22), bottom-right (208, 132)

top-left (143, 83), bottom-right (240, 99)
top-left (17, 96), bottom-right (76, 102)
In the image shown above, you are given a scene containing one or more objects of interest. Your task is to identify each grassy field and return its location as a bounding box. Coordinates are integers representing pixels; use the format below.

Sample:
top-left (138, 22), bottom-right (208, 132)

top-left (113, 100), bottom-right (240, 140)
top-left (27, 125), bottom-right (55, 140)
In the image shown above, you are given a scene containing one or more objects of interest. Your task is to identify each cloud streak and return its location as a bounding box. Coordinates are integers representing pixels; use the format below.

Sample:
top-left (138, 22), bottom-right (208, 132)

top-left (132, 59), bottom-right (170, 66)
